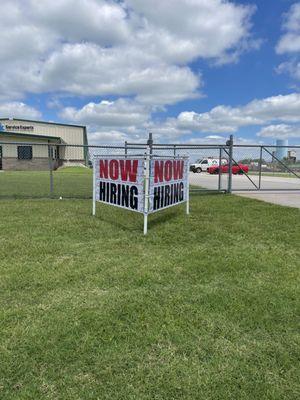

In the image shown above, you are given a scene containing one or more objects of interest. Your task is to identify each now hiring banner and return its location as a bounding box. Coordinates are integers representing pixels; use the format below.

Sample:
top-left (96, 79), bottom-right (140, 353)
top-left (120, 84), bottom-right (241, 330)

top-left (92, 154), bottom-right (189, 234)
top-left (149, 158), bottom-right (189, 213)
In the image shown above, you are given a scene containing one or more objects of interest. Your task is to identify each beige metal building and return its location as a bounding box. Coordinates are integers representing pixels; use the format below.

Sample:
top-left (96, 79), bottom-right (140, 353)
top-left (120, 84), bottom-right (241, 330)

top-left (0, 118), bottom-right (88, 170)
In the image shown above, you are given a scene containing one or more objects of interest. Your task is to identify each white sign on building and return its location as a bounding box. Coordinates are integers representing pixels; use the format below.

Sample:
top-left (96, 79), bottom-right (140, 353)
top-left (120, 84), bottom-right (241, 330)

top-left (93, 154), bottom-right (189, 234)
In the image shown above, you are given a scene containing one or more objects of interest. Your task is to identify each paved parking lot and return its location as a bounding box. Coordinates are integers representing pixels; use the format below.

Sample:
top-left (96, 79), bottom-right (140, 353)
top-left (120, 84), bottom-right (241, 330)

top-left (189, 173), bottom-right (300, 209)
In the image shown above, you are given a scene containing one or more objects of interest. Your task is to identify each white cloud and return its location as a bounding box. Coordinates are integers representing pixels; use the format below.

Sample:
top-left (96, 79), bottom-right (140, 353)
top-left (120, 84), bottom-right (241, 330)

top-left (61, 98), bottom-right (196, 144)
top-left (50, 89), bottom-right (300, 146)
top-left (176, 93), bottom-right (300, 133)
top-left (283, 2), bottom-right (300, 32)
top-left (205, 135), bottom-right (225, 140)
top-left (276, 3), bottom-right (300, 81)
top-left (60, 98), bottom-right (150, 128)
top-left (31, 0), bottom-right (130, 46)
top-left (276, 60), bottom-right (300, 80)
top-left (67, 92), bottom-right (300, 144)
top-left (37, 43), bottom-right (201, 105)
top-left (0, 102), bottom-right (41, 119)
top-left (277, 3), bottom-right (300, 54)
top-left (127, 0), bottom-right (256, 64)
top-left (61, 98), bottom-right (153, 144)
top-left (88, 130), bottom-right (129, 145)
top-left (179, 135), bottom-right (259, 146)
top-left (0, 0), bottom-right (257, 105)
top-left (0, 0), bottom-right (262, 142)
top-left (146, 119), bottom-right (191, 141)
top-left (257, 124), bottom-right (300, 138)
top-left (277, 33), bottom-right (300, 54)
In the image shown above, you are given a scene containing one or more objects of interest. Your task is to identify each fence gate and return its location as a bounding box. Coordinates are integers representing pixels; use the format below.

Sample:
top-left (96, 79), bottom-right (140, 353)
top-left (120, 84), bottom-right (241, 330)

top-left (231, 145), bottom-right (300, 192)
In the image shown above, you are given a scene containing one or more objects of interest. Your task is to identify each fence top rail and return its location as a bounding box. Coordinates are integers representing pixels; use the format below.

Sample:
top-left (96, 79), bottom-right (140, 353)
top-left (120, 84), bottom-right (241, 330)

top-left (234, 144), bottom-right (300, 148)
top-left (150, 146), bottom-right (227, 150)
top-left (93, 153), bottom-right (147, 158)
top-left (92, 154), bottom-right (189, 159)
top-left (1, 141), bottom-right (299, 149)
top-left (126, 142), bottom-right (227, 147)
top-left (127, 142), bottom-right (300, 149)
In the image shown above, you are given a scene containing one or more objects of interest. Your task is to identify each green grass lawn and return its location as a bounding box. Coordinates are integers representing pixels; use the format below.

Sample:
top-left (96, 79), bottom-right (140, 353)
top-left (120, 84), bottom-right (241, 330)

top-left (0, 167), bottom-right (93, 199)
top-left (0, 190), bottom-right (299, 399)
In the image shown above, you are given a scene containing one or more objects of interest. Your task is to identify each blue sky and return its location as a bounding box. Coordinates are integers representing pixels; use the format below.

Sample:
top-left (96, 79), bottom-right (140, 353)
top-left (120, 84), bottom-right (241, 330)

top-left (1, 0), bottom-right (300, 145)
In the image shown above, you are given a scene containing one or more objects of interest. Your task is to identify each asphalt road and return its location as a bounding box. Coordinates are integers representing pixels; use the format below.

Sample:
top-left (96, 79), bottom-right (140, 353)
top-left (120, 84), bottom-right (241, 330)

top-left (189, 172), bottom-right (300, 209)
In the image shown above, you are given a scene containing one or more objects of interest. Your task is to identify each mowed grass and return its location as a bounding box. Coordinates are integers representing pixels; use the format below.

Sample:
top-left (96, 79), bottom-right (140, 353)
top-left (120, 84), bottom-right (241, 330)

top-left (0, 169), bottom-right (300, 399)
top-left (0, 167), bottom-right (93, 198)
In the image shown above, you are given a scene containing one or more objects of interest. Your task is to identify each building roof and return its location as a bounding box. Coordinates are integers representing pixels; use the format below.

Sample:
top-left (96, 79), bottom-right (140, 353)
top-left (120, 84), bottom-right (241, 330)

top-left (0, 131), bottom-right (62, 141)
top-left (0, 117), bottom-right (86, 129)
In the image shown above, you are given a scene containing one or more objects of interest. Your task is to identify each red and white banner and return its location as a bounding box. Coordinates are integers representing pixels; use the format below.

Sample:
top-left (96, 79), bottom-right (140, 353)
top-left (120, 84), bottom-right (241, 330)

top-left (94, 157), bottom-right (145, 213)
top-left (149, 158), bottom-right (189, 212)
top-left (92, 155), bottom-right (189, 233)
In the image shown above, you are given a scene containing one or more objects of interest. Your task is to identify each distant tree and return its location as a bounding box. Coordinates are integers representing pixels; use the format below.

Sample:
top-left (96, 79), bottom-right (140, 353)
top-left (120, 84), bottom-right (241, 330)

top-left (238, 158), bottom-right (266, 164)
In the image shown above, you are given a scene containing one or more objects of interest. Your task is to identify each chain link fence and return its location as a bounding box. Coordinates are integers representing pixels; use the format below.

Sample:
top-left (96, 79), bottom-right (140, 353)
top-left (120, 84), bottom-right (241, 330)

top-left (0, 142), bottom-right (125, 199)
top-left (231, 145), bottom-right (300, 191)
top-left (0, 139), bottom-right (299, 199)
top-left (126, 142), bottom-right (230, 193)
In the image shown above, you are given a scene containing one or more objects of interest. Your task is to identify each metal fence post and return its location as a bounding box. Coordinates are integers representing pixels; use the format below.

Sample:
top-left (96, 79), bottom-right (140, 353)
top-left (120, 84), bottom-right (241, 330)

top-left (186, 156), bottom-right (190, 214)
top-left (227, 135), bottom-right (233, 193)
top-left (143, 132), bottom-right (153, 235)
top-left (124, 140), bottom-right (128, 158)
top-left (173, 145), bottom-right (176, 157)
top-left (258, 146), bottom-right (263, 189)
top-left (48, 143), bottom-right (54, 196)
top-left (147, 132), bottom-right (153, 156)
top-left (218, 147), bottom-right (222, 191)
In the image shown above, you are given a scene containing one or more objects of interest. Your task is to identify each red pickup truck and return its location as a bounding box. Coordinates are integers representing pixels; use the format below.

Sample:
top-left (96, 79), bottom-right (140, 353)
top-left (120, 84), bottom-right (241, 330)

top-left (208, 163), bottom-right (249, 175)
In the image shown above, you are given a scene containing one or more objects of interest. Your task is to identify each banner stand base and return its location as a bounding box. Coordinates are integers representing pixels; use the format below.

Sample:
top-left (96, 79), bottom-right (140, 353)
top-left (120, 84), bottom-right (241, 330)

top-left (143, 214), bottom-right (148, 235)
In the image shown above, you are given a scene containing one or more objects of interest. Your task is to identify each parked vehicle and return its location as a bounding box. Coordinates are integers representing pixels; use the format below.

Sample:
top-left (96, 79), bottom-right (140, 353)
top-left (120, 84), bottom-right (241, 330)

top-left (208, 163), bottom-right (249, 175)
top-left (190, 158), bottom-right (227, 173)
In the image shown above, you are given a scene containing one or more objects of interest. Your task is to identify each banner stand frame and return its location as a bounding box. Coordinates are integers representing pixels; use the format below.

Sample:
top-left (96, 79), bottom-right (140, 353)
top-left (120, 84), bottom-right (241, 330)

top-left (143, 147), bottom-right (151, 235)
top-left (186, 155), bottom-right (190, 215)
top-left (92, 159), bottom-right (96, 216)
top-left (92, 146), bottom-right (190, 235)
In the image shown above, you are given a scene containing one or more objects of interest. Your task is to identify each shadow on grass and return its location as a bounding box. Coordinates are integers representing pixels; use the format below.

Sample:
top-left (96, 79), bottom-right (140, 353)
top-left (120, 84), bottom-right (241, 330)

top-left (94, 202), bottom-right (183, 233)
top-left (148, 209), bottom-right (182, 228)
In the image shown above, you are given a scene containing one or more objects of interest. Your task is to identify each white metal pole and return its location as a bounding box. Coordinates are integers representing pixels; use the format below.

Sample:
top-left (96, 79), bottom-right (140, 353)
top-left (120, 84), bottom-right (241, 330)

top-left (186, 157), bottom-right (190, 215)
top-left (143, 147), bottom-right (151, 235)
top-left (143, 214), bottom-right (148, 235)
top-left (92, 158), bottom-right (96, 216)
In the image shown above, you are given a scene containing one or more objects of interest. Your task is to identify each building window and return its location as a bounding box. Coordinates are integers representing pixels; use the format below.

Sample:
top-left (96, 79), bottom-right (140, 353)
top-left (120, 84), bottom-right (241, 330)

top-left (18, 146), bottom-right (32, 160)
top-left (53, 146), bottom-right (59, 160)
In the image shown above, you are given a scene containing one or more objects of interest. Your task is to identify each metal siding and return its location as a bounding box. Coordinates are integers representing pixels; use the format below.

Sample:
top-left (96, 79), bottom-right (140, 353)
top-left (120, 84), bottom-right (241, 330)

top-left (0, 135), bottom-right (48, 158)
top-left (0, 119), bottom-right (85, 161)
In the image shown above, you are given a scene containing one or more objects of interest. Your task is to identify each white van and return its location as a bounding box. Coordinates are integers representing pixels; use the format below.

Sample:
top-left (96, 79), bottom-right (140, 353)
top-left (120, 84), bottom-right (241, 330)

top-left (190, 158), bottom-right (227, 173)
